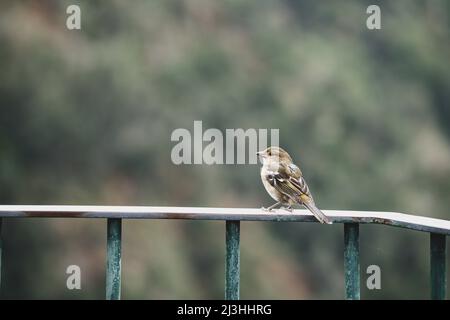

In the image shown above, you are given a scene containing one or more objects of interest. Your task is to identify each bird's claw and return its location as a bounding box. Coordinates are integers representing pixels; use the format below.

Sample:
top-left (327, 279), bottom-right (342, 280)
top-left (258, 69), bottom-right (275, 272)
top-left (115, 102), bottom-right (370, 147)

top-left (282, 206), bottom-right (293, 213)
top-left (261, 206), bottom-right (273, 212)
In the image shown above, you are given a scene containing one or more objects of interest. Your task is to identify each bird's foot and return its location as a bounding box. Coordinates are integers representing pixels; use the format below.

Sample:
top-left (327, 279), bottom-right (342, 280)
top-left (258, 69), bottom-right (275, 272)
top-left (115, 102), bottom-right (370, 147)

top-left (262, 202), bottom-right (281, 212)
top-left (282, 206), bottom-right (293, 213)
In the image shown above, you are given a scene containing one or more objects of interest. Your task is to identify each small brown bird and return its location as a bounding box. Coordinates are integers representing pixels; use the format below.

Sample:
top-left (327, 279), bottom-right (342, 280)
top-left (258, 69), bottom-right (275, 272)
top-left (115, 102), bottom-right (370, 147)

top-left (257, 146), bottom-right (332, 224)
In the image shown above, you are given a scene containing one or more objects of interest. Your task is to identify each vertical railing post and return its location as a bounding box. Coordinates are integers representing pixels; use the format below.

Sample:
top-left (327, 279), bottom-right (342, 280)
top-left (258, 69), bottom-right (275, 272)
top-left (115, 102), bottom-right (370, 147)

top-left (0, 218), bottom-right (2, 291)
top-left (344, 223), bottom-right (360, 300)
top-left (106, 218), bottom-right (122, 300)
top-left (430, 233), bottom-right (446, 300)
top-left (225, 220), bottom-right (240, 300)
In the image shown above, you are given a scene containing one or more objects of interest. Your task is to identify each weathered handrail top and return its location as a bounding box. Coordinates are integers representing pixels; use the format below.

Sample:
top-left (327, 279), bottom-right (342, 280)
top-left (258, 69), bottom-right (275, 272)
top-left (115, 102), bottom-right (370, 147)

top-left (0, 205), bottom-right (449, 235)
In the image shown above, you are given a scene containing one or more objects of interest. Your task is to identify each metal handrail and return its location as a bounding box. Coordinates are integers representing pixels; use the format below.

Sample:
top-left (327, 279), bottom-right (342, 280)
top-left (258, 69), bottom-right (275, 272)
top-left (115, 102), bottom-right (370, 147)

top-left (0, 205), bottom-right (448, 300)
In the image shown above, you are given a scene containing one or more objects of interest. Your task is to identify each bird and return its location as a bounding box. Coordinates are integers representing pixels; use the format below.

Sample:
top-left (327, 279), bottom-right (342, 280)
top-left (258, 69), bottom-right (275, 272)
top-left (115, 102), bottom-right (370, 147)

top-left (256, 146), bottom-right (332, 224)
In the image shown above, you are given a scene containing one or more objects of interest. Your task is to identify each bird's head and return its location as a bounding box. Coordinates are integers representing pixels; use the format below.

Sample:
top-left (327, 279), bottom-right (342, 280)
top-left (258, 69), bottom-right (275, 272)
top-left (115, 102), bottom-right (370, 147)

top-left (256, 146), bottom-right (292, 165)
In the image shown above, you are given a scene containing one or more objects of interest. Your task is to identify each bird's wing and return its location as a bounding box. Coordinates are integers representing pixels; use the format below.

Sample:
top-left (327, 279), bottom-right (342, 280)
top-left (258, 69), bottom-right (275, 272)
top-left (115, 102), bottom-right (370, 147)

top-left (270, 162), bottom-right (313, 203)
top-left (269, 162), bottom-right (332, 224)
top-left (287, 163), bottom-right (302, 179)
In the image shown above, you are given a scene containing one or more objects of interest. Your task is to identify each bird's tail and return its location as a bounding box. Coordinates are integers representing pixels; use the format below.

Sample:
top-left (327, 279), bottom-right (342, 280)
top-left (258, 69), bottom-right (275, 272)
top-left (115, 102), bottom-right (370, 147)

top-left (303, 201), bottom-right (333, 224)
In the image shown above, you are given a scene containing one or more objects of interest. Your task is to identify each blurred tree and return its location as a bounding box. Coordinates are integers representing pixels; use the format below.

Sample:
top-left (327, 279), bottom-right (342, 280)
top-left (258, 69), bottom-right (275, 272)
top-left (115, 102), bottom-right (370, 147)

top-left (0, 0), bottom-right (448, 299)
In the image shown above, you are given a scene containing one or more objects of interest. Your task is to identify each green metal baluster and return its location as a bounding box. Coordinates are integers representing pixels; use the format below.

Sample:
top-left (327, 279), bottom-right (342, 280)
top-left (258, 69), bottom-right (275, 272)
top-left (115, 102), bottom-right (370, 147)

top-left (106, 218), bottom-right (122, 300)
top-left (0, 218), bottom-right (2, 291)
top-left (225, 220), bottom-right (240, 300)
top-left (344, 223), bottom-right (360, 300)
top-left (430, 233), bottom-right (446, 300)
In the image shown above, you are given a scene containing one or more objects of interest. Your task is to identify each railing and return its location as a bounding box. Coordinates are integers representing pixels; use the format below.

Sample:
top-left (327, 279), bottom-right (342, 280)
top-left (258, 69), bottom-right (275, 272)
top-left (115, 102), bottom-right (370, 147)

top-left (0, 206), bottom-right (448, 300)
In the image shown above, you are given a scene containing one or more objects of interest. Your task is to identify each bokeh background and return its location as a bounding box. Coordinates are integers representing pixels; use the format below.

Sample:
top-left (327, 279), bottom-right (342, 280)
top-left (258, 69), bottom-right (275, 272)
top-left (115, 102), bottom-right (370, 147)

top-left (0, 0), bottom-right (449, 299)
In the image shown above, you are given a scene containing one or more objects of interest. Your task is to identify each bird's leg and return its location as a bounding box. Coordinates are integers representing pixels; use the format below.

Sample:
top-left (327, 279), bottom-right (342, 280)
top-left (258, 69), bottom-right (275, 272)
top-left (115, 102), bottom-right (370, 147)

top-left (262, 202), bottom-right (281, 212)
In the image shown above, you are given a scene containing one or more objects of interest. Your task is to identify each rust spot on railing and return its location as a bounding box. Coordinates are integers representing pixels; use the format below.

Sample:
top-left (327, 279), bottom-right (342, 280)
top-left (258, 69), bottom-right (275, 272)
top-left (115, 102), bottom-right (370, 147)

top-left (372, 217), bottom-right (393, 225)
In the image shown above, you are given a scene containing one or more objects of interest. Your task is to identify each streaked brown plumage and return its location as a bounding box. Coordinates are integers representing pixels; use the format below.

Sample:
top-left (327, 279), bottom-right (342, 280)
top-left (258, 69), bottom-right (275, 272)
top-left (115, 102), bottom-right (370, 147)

top-left (257, 146), bottom-right (332, 224)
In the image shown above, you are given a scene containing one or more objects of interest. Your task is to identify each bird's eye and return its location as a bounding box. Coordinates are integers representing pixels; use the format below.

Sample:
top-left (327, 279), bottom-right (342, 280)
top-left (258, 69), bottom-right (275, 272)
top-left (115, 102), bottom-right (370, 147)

top-left (268, 151), bottom-right (271, 156)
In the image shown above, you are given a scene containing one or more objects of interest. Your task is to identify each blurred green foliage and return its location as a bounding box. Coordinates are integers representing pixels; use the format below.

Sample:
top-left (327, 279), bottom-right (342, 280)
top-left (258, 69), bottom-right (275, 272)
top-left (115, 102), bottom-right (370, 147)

top-left (0, 0), bottom-right (449, 299)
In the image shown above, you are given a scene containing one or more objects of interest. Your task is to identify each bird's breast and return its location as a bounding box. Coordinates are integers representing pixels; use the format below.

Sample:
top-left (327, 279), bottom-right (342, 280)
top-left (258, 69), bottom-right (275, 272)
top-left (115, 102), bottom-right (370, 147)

top-left (260, 167), bottom-right (283, 202)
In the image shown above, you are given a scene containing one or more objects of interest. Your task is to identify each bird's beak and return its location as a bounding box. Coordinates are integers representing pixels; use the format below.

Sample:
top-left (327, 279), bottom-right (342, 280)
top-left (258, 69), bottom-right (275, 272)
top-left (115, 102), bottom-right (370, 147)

top-left (256, 151), bottom-right (262, 156)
